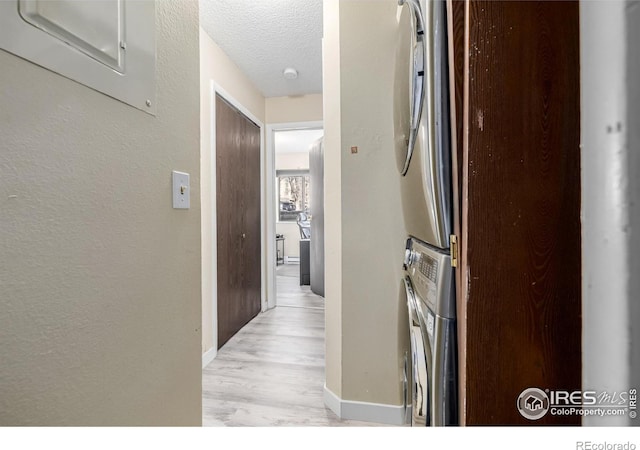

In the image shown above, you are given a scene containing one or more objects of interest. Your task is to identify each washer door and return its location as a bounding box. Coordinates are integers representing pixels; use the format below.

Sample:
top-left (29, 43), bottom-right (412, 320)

top-left (394, 0), bottom-right (425, 175)
top-left (403, 276), bottom-right (431, 426)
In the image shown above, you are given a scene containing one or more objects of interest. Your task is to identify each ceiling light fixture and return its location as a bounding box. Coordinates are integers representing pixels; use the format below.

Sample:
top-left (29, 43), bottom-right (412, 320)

top-left (283, 67), bottom-right (298, 80)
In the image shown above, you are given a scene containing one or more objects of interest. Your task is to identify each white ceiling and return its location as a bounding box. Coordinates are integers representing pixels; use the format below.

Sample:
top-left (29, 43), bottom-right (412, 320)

top-left (199, 0), bottom-right (323, 98)
top-left (275, 129), bottom-right (324, 154)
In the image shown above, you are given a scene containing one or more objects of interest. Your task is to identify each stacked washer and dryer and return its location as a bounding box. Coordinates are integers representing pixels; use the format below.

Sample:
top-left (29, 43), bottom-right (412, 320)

top-left (394, 0), bottom-right (458, 426)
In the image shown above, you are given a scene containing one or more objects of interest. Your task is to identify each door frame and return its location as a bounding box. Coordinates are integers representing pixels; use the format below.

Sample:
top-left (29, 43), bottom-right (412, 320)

top-left (209, 82), bottom-right (266, 356)
top-left (266, 121), bottom-right (323, 310)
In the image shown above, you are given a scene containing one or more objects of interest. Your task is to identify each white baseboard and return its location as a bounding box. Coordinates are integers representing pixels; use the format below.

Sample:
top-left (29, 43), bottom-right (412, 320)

top-left (323, 384), bottom-right (342, 417)
top-left (202, 347), bottom-right (217, 369)
top-left (284, 256), bottom-right (300, 264)
top-left (323, 385), bottom-right (407, 425)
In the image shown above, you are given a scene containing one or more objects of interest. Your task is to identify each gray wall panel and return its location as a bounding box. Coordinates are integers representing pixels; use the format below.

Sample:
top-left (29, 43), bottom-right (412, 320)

top-left (310, 137), bottom-right (325, 296)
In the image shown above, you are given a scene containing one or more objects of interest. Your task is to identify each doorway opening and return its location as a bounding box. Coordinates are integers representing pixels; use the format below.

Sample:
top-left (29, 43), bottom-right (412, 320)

top-left (265, 123), bottom-right (324, 310)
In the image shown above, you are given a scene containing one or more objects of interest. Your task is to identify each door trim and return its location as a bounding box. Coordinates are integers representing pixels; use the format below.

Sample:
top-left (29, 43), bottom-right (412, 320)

top-left (209, 82), bottom-right (265, 357)
top-left (266, 121), bottom-right (323, 310)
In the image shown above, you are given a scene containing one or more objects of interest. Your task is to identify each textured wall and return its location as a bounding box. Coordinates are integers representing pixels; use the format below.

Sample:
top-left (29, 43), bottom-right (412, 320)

top-left (266, 94), bottom-right (324, 124)
top-left (323, 0), bottom-right (406, 411)
top-left (338, 0), bottom-right (406, 407)
top-left (626, 0), bottom-right (640, 406)
top-left (0, 0), bottom-right (202, 425)
top-left (200, 27), bottom-right (266, 357)
top-left (580, 0), bottom-right (632, 426)
top-left (323, 0), bottom-right (343, 399)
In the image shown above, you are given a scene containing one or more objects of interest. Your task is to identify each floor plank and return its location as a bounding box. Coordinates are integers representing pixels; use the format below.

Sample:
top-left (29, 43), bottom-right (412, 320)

top-left (202, 270), bottom-right (385, 427)
top-left (276, 263), bottom-right (324, 309)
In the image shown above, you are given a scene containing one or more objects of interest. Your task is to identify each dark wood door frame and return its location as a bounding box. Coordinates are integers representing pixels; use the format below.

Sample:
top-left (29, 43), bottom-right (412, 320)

top-left (449, 0), bottom-right (582, 425)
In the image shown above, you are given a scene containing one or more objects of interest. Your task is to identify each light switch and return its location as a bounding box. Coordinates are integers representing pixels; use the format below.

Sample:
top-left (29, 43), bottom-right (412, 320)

top-left (172, 171), bottom-right (190, 209)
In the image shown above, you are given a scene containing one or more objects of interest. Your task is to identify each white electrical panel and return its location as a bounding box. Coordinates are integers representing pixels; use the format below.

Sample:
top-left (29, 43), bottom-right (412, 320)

top-left (0, 0), bottom-right (156, 115)
top-left (19, 0), bottom-right (125, 72)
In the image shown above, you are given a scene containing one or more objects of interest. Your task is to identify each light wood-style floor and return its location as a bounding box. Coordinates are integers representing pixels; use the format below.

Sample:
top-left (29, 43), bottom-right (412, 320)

top-left (276, 263), bottom-right (324, 309)
top-left (202, 265), bottom-right (381, 426)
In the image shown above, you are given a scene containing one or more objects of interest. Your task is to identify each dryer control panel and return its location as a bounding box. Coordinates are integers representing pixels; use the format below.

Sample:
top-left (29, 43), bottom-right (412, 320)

top-left (418, 254), bottom-right (438, 283)
top-left (406, 237), bottom-right (455, 319)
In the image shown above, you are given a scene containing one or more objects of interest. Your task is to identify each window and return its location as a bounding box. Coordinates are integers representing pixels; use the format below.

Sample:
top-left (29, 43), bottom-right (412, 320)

top-left (277, 170), bottom-right (310, 222)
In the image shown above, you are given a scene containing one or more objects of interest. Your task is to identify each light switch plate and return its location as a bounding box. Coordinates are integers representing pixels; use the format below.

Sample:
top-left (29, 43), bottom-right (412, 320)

top-left (172, 171), bottom-right (190, 209)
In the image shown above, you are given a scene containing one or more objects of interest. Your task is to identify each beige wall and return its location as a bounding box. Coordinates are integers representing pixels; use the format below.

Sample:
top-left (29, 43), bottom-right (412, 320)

top-left (323, 0), bottom-right (343, 399)
top-left (266, 94), bottom-right (323, 124)
top-left (276, 222), bottom-right (302, 259)
top-left (0, 0), bottom-right (202, 425)
top-left (200, 28), bottom-right (266, 357)
top-left (276, 152), bottom-right (310, 171)
top-left (324, 0), bottom-right (407, 407)
top-left (275, 152), bottom-right (310, 258)
top-left (200, 28), bottom-right (265, 123)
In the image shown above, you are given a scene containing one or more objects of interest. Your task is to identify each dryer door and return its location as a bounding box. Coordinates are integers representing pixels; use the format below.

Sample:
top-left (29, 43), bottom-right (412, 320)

top-left (395, 0), bottom-right (453, 250)
top-left (393, 0), bottom-right (425, 175)
top-left (403, 276), bottom-right (431, 426)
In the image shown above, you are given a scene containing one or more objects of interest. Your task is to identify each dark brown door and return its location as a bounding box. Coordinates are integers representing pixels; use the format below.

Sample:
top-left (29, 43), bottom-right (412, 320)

top-left (216, 94), bottom-right (261, 349)
top-left (451, 1), bottom-right (581, 425)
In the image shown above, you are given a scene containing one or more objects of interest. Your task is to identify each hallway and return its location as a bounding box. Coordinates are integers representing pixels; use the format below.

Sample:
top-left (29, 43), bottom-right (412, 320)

top-left (202, 266), bottom-right (379, 426)
top-left (275, 263), bottom-right (324, 309)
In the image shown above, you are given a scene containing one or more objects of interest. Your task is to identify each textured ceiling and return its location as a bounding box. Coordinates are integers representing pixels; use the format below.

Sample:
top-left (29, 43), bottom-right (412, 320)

top-left (199, 0), bottom-right (323, 98)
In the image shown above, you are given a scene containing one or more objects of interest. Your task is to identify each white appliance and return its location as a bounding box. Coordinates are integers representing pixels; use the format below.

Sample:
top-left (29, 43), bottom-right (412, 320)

top-left (394, 0), bottom-right (452, 250)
